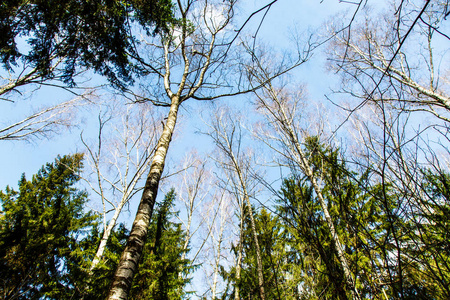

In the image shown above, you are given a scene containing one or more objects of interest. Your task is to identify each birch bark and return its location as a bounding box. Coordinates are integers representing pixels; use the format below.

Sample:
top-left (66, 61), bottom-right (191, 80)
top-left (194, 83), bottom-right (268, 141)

top-left (106, 0), bottom-right (309, 296)
top-left (108, 97), bottom-right (180, 299)
top-left (207, 109), bottom-right (266, 300)
top-left (249, 67), bottom-right (361, 299)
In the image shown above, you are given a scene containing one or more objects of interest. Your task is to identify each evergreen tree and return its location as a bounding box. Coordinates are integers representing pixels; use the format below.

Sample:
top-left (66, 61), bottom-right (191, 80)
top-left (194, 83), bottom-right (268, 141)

top-left (221, 207), bottom-right (297, 300)
top-left (277, 138), bottom-right (386, 299)
top-left (0, 153), bottom-right (96, 300)
top-left (130, 188), bottom-right (193, 299)
top-left (1, 0), bottom-right (176, 91)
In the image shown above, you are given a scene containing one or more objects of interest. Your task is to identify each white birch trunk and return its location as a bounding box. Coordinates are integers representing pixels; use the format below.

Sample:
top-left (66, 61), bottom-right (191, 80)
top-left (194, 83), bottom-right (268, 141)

top-left (254, 82), bottom-right (361, 300)
top-left (211, 206), bottom-right (225, 300)
top-left (107, 97), bottom-right (180, 300)
top-left (90, 198), bottom-right (126, 271)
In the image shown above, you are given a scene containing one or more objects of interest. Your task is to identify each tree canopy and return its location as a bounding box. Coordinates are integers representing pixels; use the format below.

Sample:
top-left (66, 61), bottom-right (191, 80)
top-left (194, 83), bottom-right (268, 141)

top-left (0, 0), bottom-right (176, 89)
top-left (0, 153), bottom-right (95, 299)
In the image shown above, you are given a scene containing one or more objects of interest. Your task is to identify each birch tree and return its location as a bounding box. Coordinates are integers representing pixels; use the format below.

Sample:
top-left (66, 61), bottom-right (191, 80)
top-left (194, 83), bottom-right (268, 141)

top-left (172, 153), bottom-right (222, 296)
top-left (175, 154), bottom-right (212, 262)
top-left (81, 101), bottom-right (161, 272)
top-left (246, 53), bottom-right (362, 299)
top-left (107, 0), bottom-right (307, 297)
top-left (200, 189), bottom-right (233, 300)
top-left (327, 3), bottom-right (450, 296)
top-left (205, 106), bottom-right (267, 300)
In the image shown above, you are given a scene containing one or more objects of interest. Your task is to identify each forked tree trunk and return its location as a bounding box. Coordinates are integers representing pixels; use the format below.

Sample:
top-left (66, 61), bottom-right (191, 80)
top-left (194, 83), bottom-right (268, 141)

top-left (107, 98), bottom-right (180, 300)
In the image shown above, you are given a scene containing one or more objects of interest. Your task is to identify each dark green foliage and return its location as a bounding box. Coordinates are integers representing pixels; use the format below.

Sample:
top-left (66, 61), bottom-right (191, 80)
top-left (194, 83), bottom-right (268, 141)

top-left (130, 188), bottom-right (193, 299)
top-left (276, 137), bottom-right (450, 299)
top-left (0, 0), bottom-right (176, 88)
top-left (221, 207), bottom-right (296, 300)
top-left (0, 153), bottom-right (96, 300)
top-left (0, 156), bottom-right (193, 299)
top-left (74, 189), bottom-right (193, 299)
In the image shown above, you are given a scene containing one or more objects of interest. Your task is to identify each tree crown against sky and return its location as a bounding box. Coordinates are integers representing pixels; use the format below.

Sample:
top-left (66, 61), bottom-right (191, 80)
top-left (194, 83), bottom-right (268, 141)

top-left (0, 0), bottom-right (176, 90)
top-left (0, 153), bottom-right (96, 299)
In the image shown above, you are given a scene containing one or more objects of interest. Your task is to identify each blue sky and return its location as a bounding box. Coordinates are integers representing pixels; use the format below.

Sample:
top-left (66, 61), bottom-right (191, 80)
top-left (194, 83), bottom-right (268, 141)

top-left (0, 0), bottom-right (357, 189)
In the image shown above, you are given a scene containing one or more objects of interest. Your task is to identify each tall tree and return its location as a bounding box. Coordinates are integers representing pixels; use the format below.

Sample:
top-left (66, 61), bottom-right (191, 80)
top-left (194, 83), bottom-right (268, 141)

top-left (107, 1), bottom-right (307, 298)
top-left (0, 154), bottom-right (96, 300)
top-left (328, 3), bottom-right (449, 122)
top-left (206, 106), bottom-right (266, 300)
top-left (249, 58), bottom-right (361, 298)
top-left (77, 189), bottom-right (193, 299)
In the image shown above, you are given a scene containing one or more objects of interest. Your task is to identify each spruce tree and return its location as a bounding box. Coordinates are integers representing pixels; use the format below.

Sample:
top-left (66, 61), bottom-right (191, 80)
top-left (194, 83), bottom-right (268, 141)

top-left (0, 154), bottom-right (96, 299)
top-left (130, 188), bottom-right (193, 299)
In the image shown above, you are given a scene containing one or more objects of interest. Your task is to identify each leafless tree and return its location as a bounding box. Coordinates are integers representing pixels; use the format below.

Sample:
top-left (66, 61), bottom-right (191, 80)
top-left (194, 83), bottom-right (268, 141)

top-left (80, 101), bottom-right (161, 272)
top-left (175, 154), bottom-right (212, 258)
top-left (0, 93), bottom-right (90, 141)
top-left (171, 153), bottom-right (217, 287)
top-left (107, 0), bottom-right (308, 298)
top-left (205, 105), bottom-right (267, 300)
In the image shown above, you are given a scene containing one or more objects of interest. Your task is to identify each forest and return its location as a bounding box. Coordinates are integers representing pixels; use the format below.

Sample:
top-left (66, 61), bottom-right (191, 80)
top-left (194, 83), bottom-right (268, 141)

top-left (0, 0), bottom-right (449, 299)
